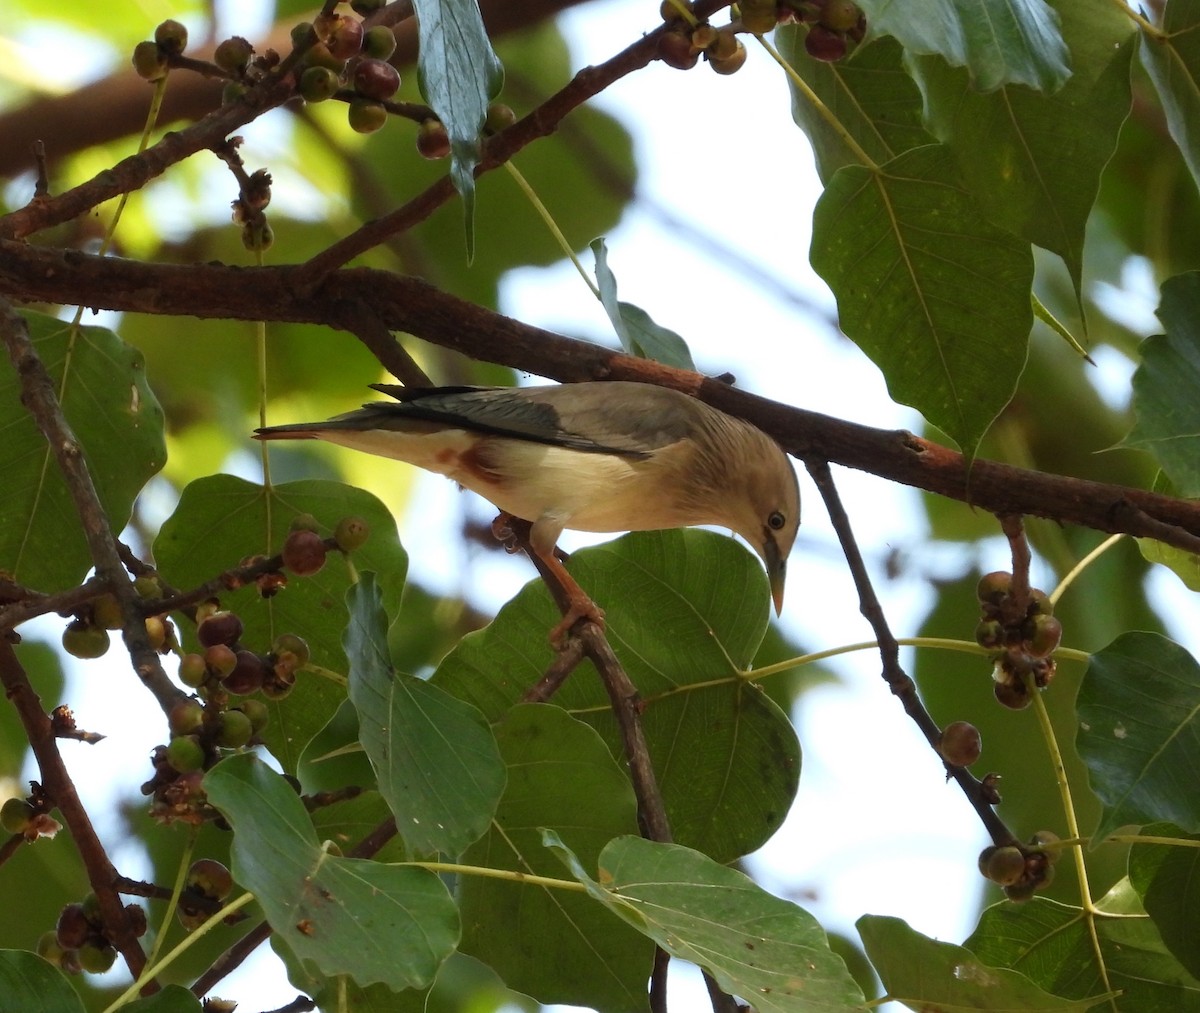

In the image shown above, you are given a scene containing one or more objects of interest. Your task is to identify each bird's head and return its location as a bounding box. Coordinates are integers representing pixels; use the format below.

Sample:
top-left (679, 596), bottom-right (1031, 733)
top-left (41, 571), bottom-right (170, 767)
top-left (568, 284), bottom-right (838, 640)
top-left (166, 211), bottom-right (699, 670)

top-left (683, 416), bottom-right (800, 615)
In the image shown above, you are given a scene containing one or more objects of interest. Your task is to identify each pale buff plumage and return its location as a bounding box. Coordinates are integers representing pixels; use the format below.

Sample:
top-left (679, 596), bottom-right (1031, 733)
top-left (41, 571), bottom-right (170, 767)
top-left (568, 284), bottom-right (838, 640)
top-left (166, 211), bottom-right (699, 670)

top-left (255, 382), bottom-right (799, 611)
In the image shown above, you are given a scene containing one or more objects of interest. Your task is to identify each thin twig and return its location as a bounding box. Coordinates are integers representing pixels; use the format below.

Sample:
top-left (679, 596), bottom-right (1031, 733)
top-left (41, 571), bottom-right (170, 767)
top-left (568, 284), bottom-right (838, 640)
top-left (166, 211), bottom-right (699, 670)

top-left (806, 459), bottom-right (1017, 846)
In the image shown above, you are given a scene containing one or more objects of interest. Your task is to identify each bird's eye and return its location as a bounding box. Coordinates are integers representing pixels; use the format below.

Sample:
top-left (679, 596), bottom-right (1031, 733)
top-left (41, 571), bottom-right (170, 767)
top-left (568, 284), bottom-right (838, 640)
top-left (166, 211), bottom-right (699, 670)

top-left (767, 511), bottom-right (786, 531)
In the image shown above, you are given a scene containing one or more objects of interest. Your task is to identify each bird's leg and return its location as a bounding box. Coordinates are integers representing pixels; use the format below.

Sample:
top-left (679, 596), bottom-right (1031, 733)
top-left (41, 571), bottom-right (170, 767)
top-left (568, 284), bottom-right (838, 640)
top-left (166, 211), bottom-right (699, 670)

top-left (491, 514), bottom-right (605, 645)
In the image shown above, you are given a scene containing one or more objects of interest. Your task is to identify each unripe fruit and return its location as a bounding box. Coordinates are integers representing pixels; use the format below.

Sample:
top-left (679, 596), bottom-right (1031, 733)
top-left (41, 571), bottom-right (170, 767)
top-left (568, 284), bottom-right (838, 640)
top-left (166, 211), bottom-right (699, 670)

top-left (1026, 588), bottom-right (1054, 616)
top-left (1003, 879), bottom-right (1038, 903)
top-left (709, 40), bottom-right (747, 74)
top-left (132, 41), bottom-right (166, 81)
top-left (179, 653), bottom-right (208, 689)
top-left (168, 699), bottom-right (204, 737)
top-left (272, 632), bottom-right (311, 673)
top-left (660, 0), bottom-right (689, 20)
top-left (125, 903), bottom-right (148, 937)
top-left (154, 19), bottom-right (189, 55)
top-left (188, 858), bottom-right (234, 900)
top-left (974, 618), bottom-right (1004, 649)
top-left (416, 119), bottom-right (452, 159)
top-left (820, 0), bottom-right (862, 32)
top-left (657, 30), bottom-right (700, 70)
top-left (222, 81), bottom-right (247, 104)
top-left (223, 650), bottom-right (266, 695)
top-left (691, 25), bottom-right (719, 50)
top-left (36, 930), bottom-right (67, 968)
top-left (353, 57), bottom-right (401, 100)
top-left (166, 735), bottom-right (206, 774)
top-left (1029, 830), bottom-right (1062, 861)
top-left (134, 575), bottom-right (161, 599)
top-left (214, 36), bottom-right (253, 74)
top-left (235, 698), bottom-right (270, 735)
top-left (91, 593), bottom-right (125, 630)
top-left (205, 643), bottom-right (238, 680)
top-left (979, 845), bottom-right (1025, 886)
top-left (145, 615), bottom-right (169, 652)
top-left (216, 708), bottom-right (253, 748)
top-left (77, 942), bottom-right (117, 974)
top-left (300, 65), bottom-right (341, 103)
top-left (333, 515), bottom-right (369, 552)
top-left (262, 667), bottom-right (297, 701)
top-left (1023, 613), bottom-right (1063, 658)
top-left (712, 29), bottom-right (740, 61)
top-left (993, 679), bottom-right (1031, 711)
top-left (291, 22), bottom-right (316, 49)
top-left (320, 14), bottom-right (364, 60)
top-left (804, 24), bottom-right (847, 61)
top-left (485, 103), bottom-right (517, 133)
top-left (281, 529), bottom-right (327, 576)
top-left (363, 25), bottom-right (398, 60)
top-left (937, 720), bottom-right (982, 767)
top-left (1, 797), bottom-right (34, 834)
top-left (198, 611), bottom-right (243, 649)
top-left (976, 570), bottom-right (1012, 606)
top-left (740, 0), bottom-right (779, 32)
top-left (348, 98), bottom-right (388, 134)
top-left (80, 892), bottom-right (103, 925)
top-left (56, 903), bottom-right (92, 951)
top-left (63, 620), bottom-right (110, 660)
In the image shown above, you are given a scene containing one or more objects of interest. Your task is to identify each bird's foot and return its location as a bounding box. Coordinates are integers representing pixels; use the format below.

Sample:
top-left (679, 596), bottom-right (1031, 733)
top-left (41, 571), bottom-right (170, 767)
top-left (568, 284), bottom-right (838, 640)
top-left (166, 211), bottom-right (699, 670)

top-left (490, 514), bottom-right (520, 555)
top-left (549, 596), bottom-right (606, 648)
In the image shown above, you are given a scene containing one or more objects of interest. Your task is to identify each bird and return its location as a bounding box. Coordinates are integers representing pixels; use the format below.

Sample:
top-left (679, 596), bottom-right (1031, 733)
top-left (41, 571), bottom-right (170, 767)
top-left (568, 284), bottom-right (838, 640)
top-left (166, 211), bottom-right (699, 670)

top-left (254, 381), bottom-right (799, 628)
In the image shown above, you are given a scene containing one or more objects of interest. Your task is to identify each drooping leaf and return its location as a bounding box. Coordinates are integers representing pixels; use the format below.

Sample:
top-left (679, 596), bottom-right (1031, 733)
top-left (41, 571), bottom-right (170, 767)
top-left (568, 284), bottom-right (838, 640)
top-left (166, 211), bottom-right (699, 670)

top-left (1076, 632), bottom-right (1200, 841)
top-left (591, 238), bottom-right (696, 369)
top-left (0, 310), bottom-right (165, 591)
top-left (1128, 823), bottom-right (1200, 980)
top-left (548, 833), bottom-right (868, 1013)
top-left (910, 0), bottom-right (1135, 309)
top-left (781, 32), bottom-right (934, 183)
top-left (858, 914), bottom-right (1111, 1011)
top-left (153, 476), bottom-right (407, 773)
top-left (344, 573), bottom-right (504, 856)
top-left (1126, 272), bottom-right (1200, 495)
top-left (0, 949), bottom-right (84, 1013)
top-left (858, 0), bottom-right (1071, 92)
top-left (205, 753), bottom-right (458, 991)
top-left (967, 883), bottom-right (1200, 1009)
top-left (1140, 0), bottom-right (1200, 195)
top-left (811, 144), bottom-right (1033, 456)
top-left (1139, 472), bottom-right (1200, 589)
top-left (433, 530), bottom-right (800, 864)
top-left (457, 705), bottom-right (650, 1013)
top-left (412, 0), bottom-right (504, 258)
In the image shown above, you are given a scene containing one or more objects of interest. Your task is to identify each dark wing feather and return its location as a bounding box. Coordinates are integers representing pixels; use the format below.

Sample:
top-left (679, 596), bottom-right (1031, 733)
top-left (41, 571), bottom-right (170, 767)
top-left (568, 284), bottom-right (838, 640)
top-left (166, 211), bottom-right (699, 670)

top-left (364, 383), bottom-right (702, 458)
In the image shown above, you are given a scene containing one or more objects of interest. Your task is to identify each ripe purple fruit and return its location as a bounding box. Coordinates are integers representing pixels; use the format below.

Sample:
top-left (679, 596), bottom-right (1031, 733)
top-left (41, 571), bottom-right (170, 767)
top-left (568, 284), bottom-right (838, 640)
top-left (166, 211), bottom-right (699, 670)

top-left (353, 58), bottom-right (400, 100)
top-left (804, 24), bottom-right (847, 62)
top-left (282, 528), bottom-right (327, 576)
top-left (223, 650), bottom-right (267, 695)
top-left (197, 610), bottom-right (243, 649)
top-left (416, 119), bottom-right (452, 160)
top-left (937, 720), bottom-right (982, 767)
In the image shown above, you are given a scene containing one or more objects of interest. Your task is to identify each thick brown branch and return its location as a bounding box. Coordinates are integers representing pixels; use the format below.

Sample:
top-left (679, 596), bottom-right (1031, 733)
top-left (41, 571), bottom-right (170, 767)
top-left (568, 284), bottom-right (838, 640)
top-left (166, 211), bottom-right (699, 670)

top-left (3, 246), bottom-right (1198, 554)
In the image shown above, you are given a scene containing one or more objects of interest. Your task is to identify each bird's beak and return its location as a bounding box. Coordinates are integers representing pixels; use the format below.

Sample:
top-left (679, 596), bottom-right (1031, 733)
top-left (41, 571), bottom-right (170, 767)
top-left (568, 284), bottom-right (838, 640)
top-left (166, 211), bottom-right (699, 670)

top-left (763, 538), bottom-right (786, 615)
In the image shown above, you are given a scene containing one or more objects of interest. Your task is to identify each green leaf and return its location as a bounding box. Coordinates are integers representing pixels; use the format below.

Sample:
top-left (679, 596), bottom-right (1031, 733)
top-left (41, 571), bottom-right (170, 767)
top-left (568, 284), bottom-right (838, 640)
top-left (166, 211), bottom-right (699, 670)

top-left (412, 0), bottom-right (504, 259)
top-left (1077, 632), bottom-right (1200, 841)
top-left (858, 0), bottom-right (1071, 92)
top-left (1128, 823), bottom-right (1200, 980)
top-left (1126, 272), bottom-right (1200, 495)
top-left (967, 885), bottom-right (1200, 1009)
top-left (344, 573), bottom-right (504, 855)
top-left (1140, 0), bottom-right (1200, 195)
top-left (457, 704), bottom-right (651, 1013)
top-left (0, 310), bottom-right (165, 591)
top-left (811, 145), bottom-right (1034, 456)
top-left (433, 530), bottom-right (800, 863)
top-left (309, 790), bottom-right (409, 865)
top-left (781, 32), bottom-right (934, 183)
top-left (125, 984), bottom-right (205, 1012)
top-left (591, 239), bottom-right (696, 369)
top-left (153, 476), bottom-right (407, 773)
top-left (910, 0), bottom-right (1135, 308)
top-left (296, 697), bottom-right (376, 794)
top-left (205, 752), bottom-right (458, 991)
top-left (1080, 628), bottom-right (1200, 844)
top-left (858, 914), bottom-right (1110, 1011)
top-left (547, 833), bottom-right (867, 1013)
top-left (0, 950), bottom-right (83, 1013)
top-left (1139, 472), bottom-right (1200, 589)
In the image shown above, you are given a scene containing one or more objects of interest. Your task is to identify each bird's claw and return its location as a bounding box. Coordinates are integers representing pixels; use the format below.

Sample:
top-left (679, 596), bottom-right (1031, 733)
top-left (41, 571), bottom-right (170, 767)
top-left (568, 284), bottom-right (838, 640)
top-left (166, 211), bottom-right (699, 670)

top-left (549, 600), bottom-right (606, 648)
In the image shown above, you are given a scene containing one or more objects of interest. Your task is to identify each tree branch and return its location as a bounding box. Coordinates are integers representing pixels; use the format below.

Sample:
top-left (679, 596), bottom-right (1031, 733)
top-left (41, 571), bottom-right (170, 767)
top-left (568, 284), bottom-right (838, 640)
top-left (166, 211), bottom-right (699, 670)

top-left (3, 247), bottom-right (1198, 555)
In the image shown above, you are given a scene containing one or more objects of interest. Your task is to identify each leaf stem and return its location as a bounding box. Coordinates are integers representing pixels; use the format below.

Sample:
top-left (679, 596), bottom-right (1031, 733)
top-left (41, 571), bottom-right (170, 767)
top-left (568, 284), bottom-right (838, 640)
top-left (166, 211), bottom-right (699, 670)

top-left (502, 160), bottom-right (600, 298)
top-left (1050, 533), bottom-right (1123, 607)
top-left (102, 891), bottom-right (257, 1012)
top-left (755, 35), bottom-right (880, 172)
top-left (396, 859), bottom-right (587, 892)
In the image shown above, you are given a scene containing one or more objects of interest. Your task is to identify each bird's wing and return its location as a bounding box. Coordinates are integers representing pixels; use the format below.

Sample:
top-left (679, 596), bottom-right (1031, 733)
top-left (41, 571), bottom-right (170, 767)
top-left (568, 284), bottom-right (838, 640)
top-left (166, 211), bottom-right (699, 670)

top-left (366, 383), bottom-right (701, 459)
